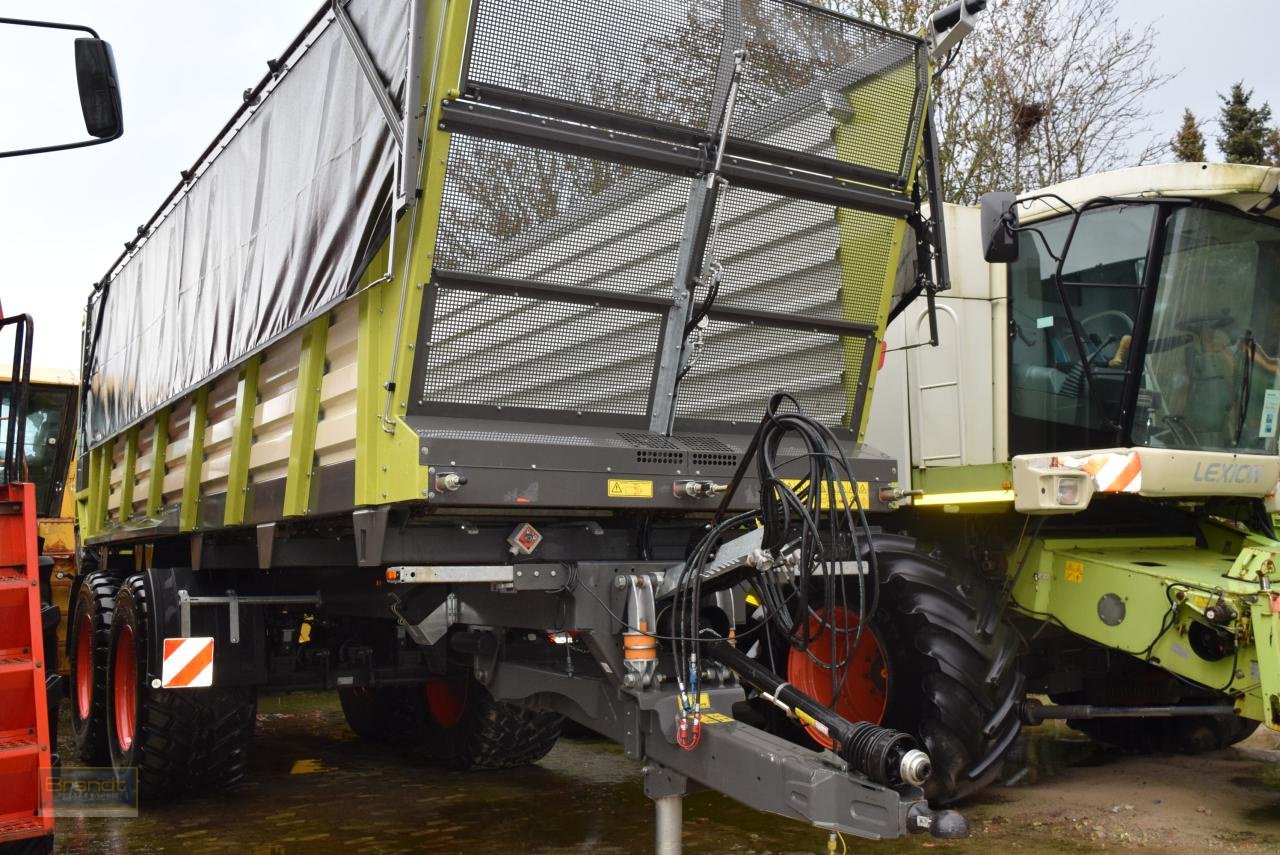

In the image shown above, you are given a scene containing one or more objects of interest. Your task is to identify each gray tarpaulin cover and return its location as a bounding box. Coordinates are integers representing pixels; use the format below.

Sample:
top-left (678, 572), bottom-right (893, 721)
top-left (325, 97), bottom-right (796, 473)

top-left (84, 0), bottom-right (408, 445)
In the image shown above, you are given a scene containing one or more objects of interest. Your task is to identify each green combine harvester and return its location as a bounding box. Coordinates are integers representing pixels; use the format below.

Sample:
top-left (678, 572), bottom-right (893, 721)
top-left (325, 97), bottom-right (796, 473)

top-left (868, 161), bottom-right (1280, 752)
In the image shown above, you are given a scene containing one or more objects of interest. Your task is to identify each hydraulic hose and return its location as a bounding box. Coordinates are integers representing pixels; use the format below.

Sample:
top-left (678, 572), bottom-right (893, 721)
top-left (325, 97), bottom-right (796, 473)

top-left (703, 639), bottom-right (931, 789)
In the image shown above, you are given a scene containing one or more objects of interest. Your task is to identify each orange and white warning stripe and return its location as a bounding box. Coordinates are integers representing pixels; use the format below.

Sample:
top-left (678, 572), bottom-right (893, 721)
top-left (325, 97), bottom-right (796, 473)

top-left (1058, 452), bottom-right (1142, 493)
top-left (161, 637), bottom-right (214, 688)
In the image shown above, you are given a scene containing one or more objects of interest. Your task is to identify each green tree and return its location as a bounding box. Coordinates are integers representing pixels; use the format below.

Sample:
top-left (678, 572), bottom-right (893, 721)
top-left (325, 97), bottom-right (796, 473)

top-left (1216, 82), bottom-right (1272, 164)
top-left (1170, 109), bottom-right (1207, 162)
top-left (1266, 127), bottom-right (1280, 166)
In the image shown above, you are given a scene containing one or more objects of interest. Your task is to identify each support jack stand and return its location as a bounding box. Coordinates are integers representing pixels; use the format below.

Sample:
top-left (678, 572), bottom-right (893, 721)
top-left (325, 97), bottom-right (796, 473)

top-left (646, 764), bottom-right (689, 855)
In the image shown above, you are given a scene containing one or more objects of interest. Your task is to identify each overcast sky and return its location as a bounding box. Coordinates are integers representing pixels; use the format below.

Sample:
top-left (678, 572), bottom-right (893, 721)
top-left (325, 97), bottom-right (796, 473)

top-left (1, 0), bottom-right (1277, 374)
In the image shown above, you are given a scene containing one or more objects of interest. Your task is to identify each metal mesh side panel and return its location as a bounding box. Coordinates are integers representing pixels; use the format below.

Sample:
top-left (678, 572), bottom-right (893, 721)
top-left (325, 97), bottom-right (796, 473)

top-left (418, 291), bottom-right (660, 415)
top-left (711, 187), bottom-right (902, 327)
top-left (435, 136), bottom-right (691, 298)
top-left (464, 0), bottom-right (726, 131)
top-left (735, 0), bottom-right (924, 183)
top-left (676, 320), bottom-right (866, 426)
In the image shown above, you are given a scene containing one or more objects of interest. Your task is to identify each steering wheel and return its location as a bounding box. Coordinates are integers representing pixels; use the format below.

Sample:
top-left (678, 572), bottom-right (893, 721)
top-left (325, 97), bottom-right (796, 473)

top-left (1077, 310), bottom-right (1134, 365)
top-left (1079, 309), bottom-right (1134, 340)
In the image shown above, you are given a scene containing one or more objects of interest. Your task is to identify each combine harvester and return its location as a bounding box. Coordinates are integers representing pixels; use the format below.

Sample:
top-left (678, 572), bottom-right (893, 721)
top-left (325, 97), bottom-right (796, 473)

top-left (869, 162), bottom-right (1280, 754)
top-left (68, 0), bottom-right (994, 847)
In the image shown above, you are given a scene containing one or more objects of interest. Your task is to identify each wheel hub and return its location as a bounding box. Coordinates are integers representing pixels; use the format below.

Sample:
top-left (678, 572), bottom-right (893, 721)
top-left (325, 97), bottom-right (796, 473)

top-left (113, 624), bottom-right (137, 752)
top-left (75, 613), bottom-right (94, 720)
top-left (786, 607), bottom-right (888, 750)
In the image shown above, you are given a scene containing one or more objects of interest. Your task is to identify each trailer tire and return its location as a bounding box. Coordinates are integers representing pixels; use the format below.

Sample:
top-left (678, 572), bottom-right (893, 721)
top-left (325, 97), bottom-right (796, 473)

top-left (105, 575), bottom-right (206, 802)
top-left (868, 535), bottom-right (1025, 804)
top-left (68, 572), bottom-right (120, 767)
top-left (338, 685), bottom-right (431, 745)
top-left (197, 687), bottom-right (258, 788)
top-left (424, 676), bottom-right (563, 770)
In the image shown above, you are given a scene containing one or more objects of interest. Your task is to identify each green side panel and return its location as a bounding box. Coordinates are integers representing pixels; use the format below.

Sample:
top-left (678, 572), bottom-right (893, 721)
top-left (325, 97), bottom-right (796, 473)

top-left (355, 0), bottom-right (467, 507)
top-left (179, 386), bottom-right (209, 532)
top-left (118, 426), bottom-right (139, 522)
top-left (145, 408), bottom-right (170, 519)
top-left (84, 442), bottom-right (111, 538)
top-left (914, 463), bottom-right (1012, 495)
top-left (833, 63), bottom-right (928, 440)
top-left (223, 356), bottom-right (261, 526)
top-left (283, 317), bottom-right (329, 517)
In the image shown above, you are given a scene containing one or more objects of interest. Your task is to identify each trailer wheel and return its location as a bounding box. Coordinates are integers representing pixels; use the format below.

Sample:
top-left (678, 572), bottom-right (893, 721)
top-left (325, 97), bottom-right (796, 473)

top-left (197, 687), bottom-right (258, 788)
top-left (338, 685), bottom-right (431, 745)
top-left (68, 572), bottom-right (120, 766)
top-left (424, 676), bottom-right (563, 769)
top-left (777, 534), bottom-right (1023, 805)
top-left (105, 575), bottom-right (205, 802)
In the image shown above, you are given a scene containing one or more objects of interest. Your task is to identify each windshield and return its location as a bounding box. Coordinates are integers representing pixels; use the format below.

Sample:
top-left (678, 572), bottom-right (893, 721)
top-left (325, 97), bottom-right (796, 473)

top-left (0, 383), bottom-right (76, 515)
top-left (1135, 207), bottom-right (1280, 453)
top-left (1007, 204), bottom-right (1154, 455)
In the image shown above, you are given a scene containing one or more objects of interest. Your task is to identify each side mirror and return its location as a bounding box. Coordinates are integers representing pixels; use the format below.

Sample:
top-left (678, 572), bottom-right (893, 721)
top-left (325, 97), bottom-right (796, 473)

top-left (74, 38), bottom-right (123, 139)
top-left (979, 190), bottom-right (1019, 263)
top-left (0, 17), bottom-right (125, 158)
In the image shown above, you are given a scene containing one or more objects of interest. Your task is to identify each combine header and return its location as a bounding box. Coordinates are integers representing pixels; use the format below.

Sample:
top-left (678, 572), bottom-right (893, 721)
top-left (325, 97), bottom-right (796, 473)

top-left (72, 0), bottom-right (986, 846)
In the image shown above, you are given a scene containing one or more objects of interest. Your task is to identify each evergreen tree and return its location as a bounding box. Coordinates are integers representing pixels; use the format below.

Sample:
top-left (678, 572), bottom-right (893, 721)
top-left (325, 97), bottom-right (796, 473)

top-left (1170, 109), bottom-right (1206, 161)
top-left (1216, 82), bottom-right (1273, 164)
top-left (1267, 127), bottom-right (1280, 166)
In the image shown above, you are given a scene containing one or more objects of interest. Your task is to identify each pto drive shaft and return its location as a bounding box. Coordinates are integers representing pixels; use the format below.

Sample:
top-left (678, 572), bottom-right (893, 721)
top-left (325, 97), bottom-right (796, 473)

top-left (702, 639), bottom-right (931, 788)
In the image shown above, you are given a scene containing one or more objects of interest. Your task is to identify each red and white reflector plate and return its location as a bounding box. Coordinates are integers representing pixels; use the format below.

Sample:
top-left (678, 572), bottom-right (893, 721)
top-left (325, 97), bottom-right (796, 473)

top-left (161, 637), bottom-right (215, 688)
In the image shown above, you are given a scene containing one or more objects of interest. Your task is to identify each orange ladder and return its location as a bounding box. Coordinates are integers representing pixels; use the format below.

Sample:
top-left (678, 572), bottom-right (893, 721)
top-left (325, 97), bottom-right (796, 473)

top-left (0, 481), bottom-right (54, 850)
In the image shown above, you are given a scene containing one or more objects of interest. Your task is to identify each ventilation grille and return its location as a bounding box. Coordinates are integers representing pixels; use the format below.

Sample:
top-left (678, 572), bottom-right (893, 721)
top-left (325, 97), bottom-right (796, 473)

top-left (691, 451), bottom-right (739, 468)
top-left (636, 450), bottom-right (685, 465)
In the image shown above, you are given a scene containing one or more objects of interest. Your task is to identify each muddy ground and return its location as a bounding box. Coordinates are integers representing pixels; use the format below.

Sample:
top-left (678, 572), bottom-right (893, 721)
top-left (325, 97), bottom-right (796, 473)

top-left (53, 693), bottom-right (1280, 854)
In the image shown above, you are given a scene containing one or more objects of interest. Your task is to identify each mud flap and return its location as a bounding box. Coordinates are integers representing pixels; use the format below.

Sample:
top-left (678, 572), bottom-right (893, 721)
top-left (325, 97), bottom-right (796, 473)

top-left (145, 568), bottom-right (266, 687)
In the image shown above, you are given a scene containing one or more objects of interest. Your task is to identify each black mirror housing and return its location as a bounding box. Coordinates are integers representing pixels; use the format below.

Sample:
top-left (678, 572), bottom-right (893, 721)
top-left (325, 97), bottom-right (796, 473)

top-left (74, 38), bottom-right (123, 139)
top-left (979, 191), bottom-right (1019, 264)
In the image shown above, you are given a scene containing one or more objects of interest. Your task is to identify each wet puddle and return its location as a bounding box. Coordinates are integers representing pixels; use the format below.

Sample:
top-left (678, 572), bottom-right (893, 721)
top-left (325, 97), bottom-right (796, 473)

top-left (51, 695), bottom-right (1276, 853)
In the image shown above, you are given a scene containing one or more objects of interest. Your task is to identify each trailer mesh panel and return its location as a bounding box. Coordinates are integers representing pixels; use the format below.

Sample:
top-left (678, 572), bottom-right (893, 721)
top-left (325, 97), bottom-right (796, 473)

top-left (736, 0), bottom-right (925, 185)
top-left (418, 291), bottom-right (660, 415)
top-left (464, 0), bottom-right (727, 131)
top-left (420, 0), bottom-right (926, 429)
top-left (435, 136), bottom-right (691, 299)
top-left (710, 187), bottom-right (898, 327)
top-left (675, 320), bottom-right (864, 425)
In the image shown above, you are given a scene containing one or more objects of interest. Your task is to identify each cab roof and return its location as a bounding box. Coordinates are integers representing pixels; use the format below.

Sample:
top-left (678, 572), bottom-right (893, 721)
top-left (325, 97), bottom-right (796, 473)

top-left (1017, 163), bottom-right (1280, 224)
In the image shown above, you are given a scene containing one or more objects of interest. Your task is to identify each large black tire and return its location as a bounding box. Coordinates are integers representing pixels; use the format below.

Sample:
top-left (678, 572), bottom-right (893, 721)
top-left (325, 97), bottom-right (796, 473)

top-left (68, 572), bottom-right (121, 766)
top-left (1053, 659), bottom-right (1259, 753)
top-left (423, 676), bottom-right (564, 770)
top-left (338, 685), bottom-right (431, 745)
top-left (868, 535), bottom-right (1025, 805)
top-left (197, 686), bottom-right (258, 789)
top-left (105, 575), bottom-right (257, 801)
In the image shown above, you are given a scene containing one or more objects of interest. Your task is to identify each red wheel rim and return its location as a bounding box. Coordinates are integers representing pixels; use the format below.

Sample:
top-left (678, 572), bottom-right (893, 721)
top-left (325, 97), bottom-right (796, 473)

top-left (425, 678), bottom-right (467, 728)
top-left (75, 613), bottom-right (94, 720)
top-left (786, 607), bottom-right (888, 750)
top-left (113, 624), bottom-right (137, 752)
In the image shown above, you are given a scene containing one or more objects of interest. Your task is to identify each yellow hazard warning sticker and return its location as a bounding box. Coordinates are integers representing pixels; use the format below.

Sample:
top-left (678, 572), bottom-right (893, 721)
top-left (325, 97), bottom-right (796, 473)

top-left (607, 479), bottom-right (654, 499)
top-left (1064, 560), bottom-right (1084, 584)
top-left (700, 712), bottom-right (733, 724)
top-left (780, 479), bottom-right (871, 509)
